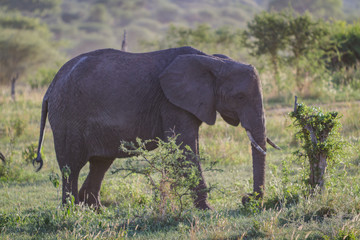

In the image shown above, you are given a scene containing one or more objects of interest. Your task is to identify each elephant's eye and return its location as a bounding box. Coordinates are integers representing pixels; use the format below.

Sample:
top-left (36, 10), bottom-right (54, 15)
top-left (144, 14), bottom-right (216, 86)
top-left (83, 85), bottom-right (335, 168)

top-left (234, 93), bottom-right (245, 100)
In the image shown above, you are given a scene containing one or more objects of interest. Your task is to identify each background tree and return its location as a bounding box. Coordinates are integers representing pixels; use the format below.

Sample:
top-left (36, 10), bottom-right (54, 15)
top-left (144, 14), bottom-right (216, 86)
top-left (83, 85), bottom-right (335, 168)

top-left (286, 11), bottom-right (328, 91)
top-left (242, 11), bottom-right (288, 93)
top-left (328, 21), bottom-right (360, 70)
top-left (0, 12), bottom-right (61, 100)
top-left (322, 20), bottom-right (360, 88)
top-left (141, 24), bottom-right (243, 59)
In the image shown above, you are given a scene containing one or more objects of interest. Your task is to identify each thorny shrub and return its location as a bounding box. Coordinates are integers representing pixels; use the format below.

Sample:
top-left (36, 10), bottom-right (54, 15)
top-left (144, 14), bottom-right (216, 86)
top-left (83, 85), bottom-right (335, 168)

top-left (112, 135), bottom-right (213, 220)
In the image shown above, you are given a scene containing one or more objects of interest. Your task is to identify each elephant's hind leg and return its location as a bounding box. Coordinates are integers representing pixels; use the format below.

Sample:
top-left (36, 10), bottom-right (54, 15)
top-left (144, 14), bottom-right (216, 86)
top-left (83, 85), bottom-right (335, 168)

top-left (61, 164), bottom-right (83, 205)
top-left (79, 157), bottom-right (114, 208)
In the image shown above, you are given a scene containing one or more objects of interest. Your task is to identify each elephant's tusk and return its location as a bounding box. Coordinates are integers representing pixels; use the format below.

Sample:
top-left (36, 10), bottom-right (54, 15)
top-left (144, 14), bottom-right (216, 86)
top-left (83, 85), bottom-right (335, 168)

top-left (246, 130), bottom-right (266, 156)
top-left (267, 137), bottom-right (281, 150)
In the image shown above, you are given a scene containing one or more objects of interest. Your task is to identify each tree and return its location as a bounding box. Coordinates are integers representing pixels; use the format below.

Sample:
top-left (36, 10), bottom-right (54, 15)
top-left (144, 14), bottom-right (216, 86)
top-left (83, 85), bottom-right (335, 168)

top-left (286, 11), bottom-right (328, 91)
top-left (242, 11), bottom-right (288, 93)
top-left (328, 21), bottom-right (360, 70)
top-left (142, 24), bottom-right (242, 59)
top-left (0, 12), bottom-right (61, 100)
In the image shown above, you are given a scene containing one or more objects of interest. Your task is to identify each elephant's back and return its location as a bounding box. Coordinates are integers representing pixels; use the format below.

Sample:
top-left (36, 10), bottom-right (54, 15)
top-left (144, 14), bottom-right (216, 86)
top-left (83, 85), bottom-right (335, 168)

top-left (46, 46), bottom-right (205, 98)
top-left (46, 49), bottom-right (165, 133)
top-left (45, 46), bottom-right (206, 120)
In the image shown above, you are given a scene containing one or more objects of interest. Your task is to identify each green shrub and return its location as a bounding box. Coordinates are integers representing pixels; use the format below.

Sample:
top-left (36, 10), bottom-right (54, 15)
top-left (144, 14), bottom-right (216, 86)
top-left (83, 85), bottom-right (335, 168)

top-left (290, 99), bottom-right (347, 190)
top-left (113, 135), bottom-right (204, 219)
top-left (22, 142), bottom-right (38, 165)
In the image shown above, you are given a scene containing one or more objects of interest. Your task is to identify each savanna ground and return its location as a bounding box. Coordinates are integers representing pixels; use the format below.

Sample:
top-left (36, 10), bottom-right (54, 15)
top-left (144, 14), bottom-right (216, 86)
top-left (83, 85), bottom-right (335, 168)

top-left (0, 83), bottom-right (360, 239)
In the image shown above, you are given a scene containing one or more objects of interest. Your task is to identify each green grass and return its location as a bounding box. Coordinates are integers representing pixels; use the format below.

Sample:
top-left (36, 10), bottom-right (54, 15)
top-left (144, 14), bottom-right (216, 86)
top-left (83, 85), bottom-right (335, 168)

top-left (0, 86), bottom-right (360, 239)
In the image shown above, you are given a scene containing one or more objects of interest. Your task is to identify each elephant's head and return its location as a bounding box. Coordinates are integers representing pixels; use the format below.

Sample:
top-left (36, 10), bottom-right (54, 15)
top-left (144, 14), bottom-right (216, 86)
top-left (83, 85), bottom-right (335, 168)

top-left (159, 53), bottom-right (280, 199)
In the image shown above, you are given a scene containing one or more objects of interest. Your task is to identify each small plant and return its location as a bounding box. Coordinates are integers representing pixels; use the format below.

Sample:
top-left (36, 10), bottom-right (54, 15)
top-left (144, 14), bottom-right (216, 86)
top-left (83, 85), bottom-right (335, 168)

top-left (243, 192), bottom-right (262, 215)
top-left (22, 143), bottom-right (38, 165)
top-left (264, 159), bottom-right (303, 210)
top-left (8, 118), bottom-right (26, 140)
top-left (290, 97), bottom-right (346, 191)
top-left (323, 228), bottom-right (359, 240)
top-left (49, 172), bottom-right (60, 188)
top-left (112, 135), bottom-right (207, 219)
top-left (62, 165), bottom-right (71, 181)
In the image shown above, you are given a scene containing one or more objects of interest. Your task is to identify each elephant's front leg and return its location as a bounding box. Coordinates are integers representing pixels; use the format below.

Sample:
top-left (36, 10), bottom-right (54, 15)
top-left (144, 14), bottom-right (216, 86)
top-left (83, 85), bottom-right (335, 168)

top-left (166, 132), bottom-right (211, 209)
top-left (188, 137), bottom-right (212, 210)
top-left (162, 108), bottom-right (211, 210)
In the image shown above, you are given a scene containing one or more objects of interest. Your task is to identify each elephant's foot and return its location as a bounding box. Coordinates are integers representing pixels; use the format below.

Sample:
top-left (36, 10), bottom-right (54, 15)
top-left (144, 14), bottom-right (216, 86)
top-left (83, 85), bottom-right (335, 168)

top-left (241, 192), bottom-right (263, 206)
top-left (194, 194), bottom-right (213, 210)
top-left (79, 188), bottom-right (102, 209)
top-left (193, 182), bottom-right (212, 210)
top-left (194, 200), bottom-right (213, 210)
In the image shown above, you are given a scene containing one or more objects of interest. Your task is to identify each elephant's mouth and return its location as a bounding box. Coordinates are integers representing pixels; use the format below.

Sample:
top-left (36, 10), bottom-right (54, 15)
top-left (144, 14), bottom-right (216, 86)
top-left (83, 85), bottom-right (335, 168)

top-left (219, 112), bottom-right (240, 126)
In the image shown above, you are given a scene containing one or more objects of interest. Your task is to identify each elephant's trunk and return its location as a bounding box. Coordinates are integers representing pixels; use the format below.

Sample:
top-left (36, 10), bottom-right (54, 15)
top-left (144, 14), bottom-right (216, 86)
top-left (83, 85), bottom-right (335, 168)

top-left (252, 145), bottom-right (266, 196)
top-left (239, 104), bottom-right (267, 198)
top-left (248, 128), bottom-right (266, 197)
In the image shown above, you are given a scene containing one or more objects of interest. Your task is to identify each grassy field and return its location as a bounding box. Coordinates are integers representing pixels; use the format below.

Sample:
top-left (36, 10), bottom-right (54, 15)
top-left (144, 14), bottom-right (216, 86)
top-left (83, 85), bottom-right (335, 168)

top-left (0, 86), bottom-right (360, 239)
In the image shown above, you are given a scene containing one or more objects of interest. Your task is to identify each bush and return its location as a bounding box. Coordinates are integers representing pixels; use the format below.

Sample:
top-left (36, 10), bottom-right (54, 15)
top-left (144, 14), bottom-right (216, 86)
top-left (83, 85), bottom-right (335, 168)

top-left (0, 118), bottom-right (39, 182)
top-left (113, 135), bottom-right (203, 219)
top-left (290, 99), bottom-right (347, 190)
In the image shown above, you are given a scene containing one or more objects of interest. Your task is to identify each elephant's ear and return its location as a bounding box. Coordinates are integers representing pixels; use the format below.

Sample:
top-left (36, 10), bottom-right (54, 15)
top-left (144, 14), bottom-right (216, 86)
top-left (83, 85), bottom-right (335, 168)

top-left (159, 54), bottom-right (220, 125)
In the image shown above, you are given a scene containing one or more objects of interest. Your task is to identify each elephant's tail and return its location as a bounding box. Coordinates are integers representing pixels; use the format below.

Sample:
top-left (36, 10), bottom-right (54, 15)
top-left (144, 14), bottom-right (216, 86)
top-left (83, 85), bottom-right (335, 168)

top-left (33, 99), bottom-right (48, 172)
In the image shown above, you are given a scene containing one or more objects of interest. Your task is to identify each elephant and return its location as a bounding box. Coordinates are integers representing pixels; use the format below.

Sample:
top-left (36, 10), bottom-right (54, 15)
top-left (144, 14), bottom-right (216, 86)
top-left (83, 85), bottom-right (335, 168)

top-left (33, 46), bottom-right (280, 209)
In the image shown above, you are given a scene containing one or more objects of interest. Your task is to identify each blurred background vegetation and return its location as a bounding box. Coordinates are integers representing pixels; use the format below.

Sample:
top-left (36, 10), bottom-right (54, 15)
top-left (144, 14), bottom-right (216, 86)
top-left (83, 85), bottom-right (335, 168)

top-left (0, 0), bottom-right (359, 104)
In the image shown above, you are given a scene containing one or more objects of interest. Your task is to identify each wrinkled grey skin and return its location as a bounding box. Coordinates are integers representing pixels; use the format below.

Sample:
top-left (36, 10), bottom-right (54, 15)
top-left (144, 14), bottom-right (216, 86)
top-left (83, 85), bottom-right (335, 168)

top-left (34, 46), bottom-right (267, 210)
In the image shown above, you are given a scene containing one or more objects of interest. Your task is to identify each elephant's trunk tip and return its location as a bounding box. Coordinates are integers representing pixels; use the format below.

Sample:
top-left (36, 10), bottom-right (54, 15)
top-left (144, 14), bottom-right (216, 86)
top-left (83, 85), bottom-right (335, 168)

top-left (32, 154), bottom-right (43, 172)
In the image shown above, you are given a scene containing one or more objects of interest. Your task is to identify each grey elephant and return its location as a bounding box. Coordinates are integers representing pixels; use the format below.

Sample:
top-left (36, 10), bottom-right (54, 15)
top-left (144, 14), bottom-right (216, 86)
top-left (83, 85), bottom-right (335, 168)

top-left (33, 46), bottom-right (279, 209)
